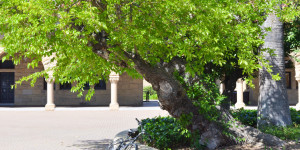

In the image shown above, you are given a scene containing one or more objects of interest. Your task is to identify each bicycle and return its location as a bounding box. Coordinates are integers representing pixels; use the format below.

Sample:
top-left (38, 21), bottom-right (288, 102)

top-left (107, 118), bottom-right (148, 150)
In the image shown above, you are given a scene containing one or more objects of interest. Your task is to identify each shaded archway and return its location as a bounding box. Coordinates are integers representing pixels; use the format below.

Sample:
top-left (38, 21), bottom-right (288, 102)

top-left (290, 52), bottom-right (300, 110)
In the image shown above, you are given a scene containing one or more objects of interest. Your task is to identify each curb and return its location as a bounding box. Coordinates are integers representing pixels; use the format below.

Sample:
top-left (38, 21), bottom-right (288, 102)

top-left (113, 129), bottom-right (157, 150)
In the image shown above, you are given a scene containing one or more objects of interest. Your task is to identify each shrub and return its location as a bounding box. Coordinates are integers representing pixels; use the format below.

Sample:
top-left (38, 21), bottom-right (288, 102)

top-left (290, 108), bottom-right (300, 124)
top-left (143, 86), bottom-right (158, 100)
top-left (231, 108), bottom-right (300, 128)
top-left (139, 109), bottom-right (299, 149)
top-left (143, 86), bottom-right (156, 95)
top-left (139, 116), bottom-right (191, 149)
top-left (231, 109), bottom-right (257, 127)
top-left (260, 124), bottom-right (300, 141)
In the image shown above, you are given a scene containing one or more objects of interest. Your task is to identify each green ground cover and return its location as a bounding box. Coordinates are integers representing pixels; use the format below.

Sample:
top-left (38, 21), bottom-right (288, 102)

top-left (231, 108), bottom-right (300, 141)
top-left (140, 109), bottom-right (300, 149)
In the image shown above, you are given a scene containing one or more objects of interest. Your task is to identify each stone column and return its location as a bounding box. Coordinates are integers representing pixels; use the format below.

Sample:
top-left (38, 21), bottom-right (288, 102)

top-left (235, 78), bottom-right (245, 109)
top-left (0, 34), bottom-right (4, 55)
top-left (42, 53), bottom-right (57, 111)
top-left (45, 78), bottom-right (55, 111)
top-left (219, 82), bottom-right (225, 94)
top-left (216, 79), bottom-right (225, 94)
top-left (109, 72), bottom-right (120, 110)
top-left (296, 78), bottom-right (300, 111)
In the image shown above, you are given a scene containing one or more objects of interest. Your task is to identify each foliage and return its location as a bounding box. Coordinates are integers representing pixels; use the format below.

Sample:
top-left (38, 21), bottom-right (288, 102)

top-left (231, 109), bottom-right (258, 127)
top-left (232, 108), bottom-right (300, 141)
top-left (143, 86), bottom-right (158, 100)
top-left (290, 108), bottom-right (300, 124)
top-left (231, 108), bottom-right (300, 127)
top-left (0, 0), bottom-right (298, 100)
top-left (143, 94), bottom-right (158, 101)
top-left (260, 124), bottom-right (300, 141)
top-left (184, 74), bottom-right (225, 121)
top-left (279, 1), bottom-right (300, 22)
top-left (143, 86), bottom-right (156, 96)
top-left (140, 109), bottom-right (299, 149)
top-left (284, 17), bottom-right (300, 66)
top-left (284, 18), bottom-right (300, 54)
top-left (139, 116), bottom-right (191, 149)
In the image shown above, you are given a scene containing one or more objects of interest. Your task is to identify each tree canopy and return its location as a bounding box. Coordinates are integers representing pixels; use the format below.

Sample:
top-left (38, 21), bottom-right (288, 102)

top-left (0, 0), bottom-right (297, 96)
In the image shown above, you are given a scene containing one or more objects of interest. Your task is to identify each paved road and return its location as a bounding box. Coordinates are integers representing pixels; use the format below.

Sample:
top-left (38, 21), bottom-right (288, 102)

top-left (0, 101), bottom-right (169, 150)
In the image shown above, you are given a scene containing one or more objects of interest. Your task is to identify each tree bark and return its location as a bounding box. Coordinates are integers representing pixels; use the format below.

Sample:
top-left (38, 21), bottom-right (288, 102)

top-left (124, 54), bottom-right (286, 149)
top-left (258, 13), bottom-right (292, 127)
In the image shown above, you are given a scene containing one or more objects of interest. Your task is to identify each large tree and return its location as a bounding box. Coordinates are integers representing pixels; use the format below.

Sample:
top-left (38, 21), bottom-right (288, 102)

top-left (0, 0), bottom-right (298, 149)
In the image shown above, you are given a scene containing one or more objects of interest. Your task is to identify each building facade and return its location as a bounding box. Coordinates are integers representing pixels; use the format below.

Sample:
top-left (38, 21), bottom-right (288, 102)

top-left (0, 57), bottom-right (143, 110)
top-left (228, 57), bottom-right (300, 110)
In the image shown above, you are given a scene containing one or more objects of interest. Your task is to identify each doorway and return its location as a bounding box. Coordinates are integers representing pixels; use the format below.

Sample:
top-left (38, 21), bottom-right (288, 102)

top-left (0, 72), bottom-right (14, 103)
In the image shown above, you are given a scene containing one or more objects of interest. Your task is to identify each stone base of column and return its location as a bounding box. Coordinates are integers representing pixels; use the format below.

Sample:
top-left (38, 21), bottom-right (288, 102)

top-left (296, 103), bottom-right (300, 111)
top-left (109, 103), bottom-right (119, 111)
top-left (45, 104), bottom-right (55, 111)
top-left (235, 102), bottom-right (246, 109)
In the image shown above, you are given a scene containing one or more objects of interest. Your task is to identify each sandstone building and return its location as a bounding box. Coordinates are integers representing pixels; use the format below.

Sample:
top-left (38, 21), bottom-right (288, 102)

top-left (0, 54), bottom-right (143, 110)
top-left (225, 57), bottom-right (300, 110)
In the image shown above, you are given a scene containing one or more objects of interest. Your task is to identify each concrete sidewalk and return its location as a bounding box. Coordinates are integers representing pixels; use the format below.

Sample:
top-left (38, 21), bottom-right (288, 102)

top-left (0, 101), bottom-right (162, 111)
top-left (0, 101), bottom-right (297, 150)
top-left (0, 101), bottom-right (168, 150)
top-left (0, 100), bottom-right (296, 111)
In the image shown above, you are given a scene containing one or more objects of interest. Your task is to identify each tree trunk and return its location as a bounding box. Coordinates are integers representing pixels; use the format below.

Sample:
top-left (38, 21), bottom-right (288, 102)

top-left (127, 55), bottom-right (286, 149)
top-left (258, 13), bottom-right (292, 127)
top-left (91, 22), bottom-right (288, 149)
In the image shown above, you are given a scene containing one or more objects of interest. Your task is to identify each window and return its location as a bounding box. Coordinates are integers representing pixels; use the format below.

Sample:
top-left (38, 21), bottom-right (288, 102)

top-left (285, 59), bottom-right (294, 68)
top-left (43, 79), bottom-right (55, 90)
top-left (83, 83), bottom-right (90, 90)
top-left (83, 80), bottom-right (106, 90)
top-left (60, 83), bottom-right (71, 90)
top-left (0, 60), bottom-right (14, 69)
top-left (285, 72), bottom-right (291, 89)
top-left (95, 80), bottom-right (106, 90)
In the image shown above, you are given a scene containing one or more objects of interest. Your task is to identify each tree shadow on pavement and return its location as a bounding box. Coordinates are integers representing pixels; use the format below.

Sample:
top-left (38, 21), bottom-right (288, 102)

top-left (68, 139), bottom-right (112, 150)
top-left (142, 101), bottom-right (160, 107)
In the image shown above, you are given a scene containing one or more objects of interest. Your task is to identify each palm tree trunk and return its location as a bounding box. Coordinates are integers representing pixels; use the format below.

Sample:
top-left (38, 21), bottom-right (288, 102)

top-left (258, 13), bottom-right (292, 127)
